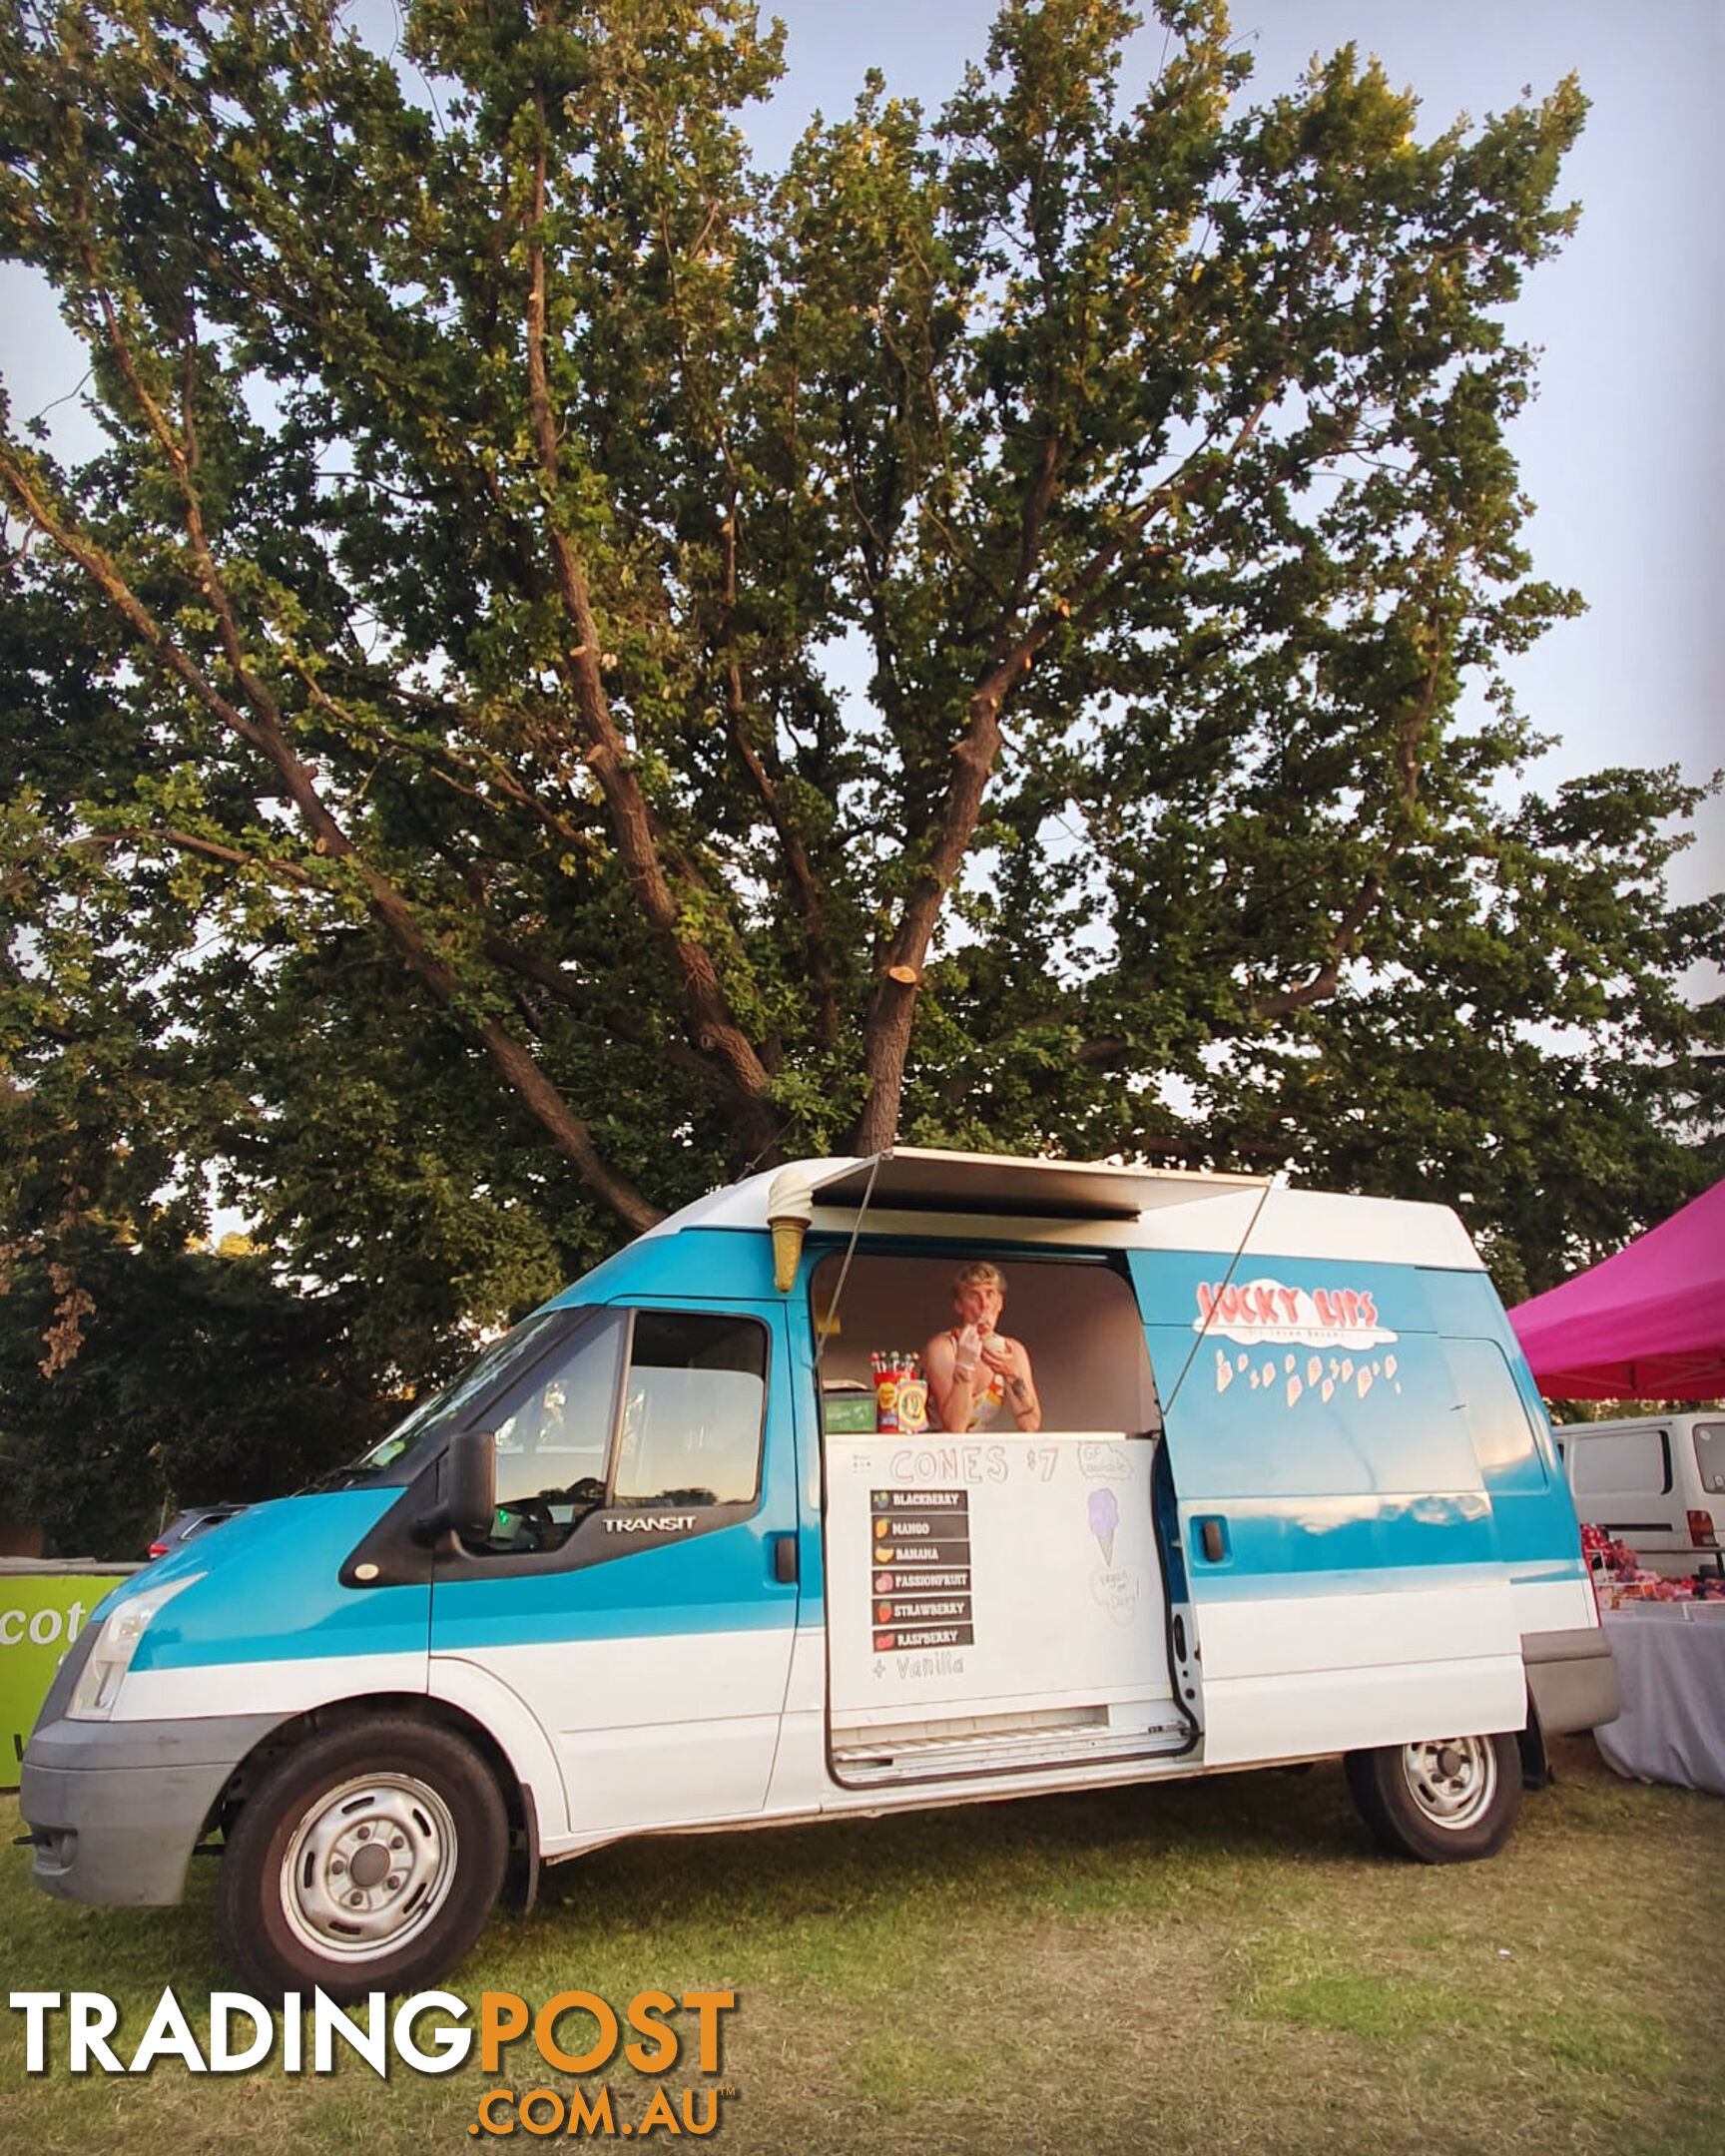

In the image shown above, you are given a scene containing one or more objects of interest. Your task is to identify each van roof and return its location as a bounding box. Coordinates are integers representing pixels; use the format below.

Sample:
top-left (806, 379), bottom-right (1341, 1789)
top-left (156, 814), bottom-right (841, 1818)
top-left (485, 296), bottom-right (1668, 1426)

top-left (640, 1148), bottom-right (1483, 1270)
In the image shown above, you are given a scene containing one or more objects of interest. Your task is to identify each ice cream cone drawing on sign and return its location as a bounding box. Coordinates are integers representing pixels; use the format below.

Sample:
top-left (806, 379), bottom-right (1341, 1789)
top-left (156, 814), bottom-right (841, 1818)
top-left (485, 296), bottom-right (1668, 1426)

top-left (1089, 1487), bottom-right (1119, 1565)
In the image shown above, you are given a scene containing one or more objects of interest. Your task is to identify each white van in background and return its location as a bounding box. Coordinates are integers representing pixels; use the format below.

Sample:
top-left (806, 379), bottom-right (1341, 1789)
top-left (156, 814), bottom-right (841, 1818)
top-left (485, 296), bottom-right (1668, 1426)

top-left (1554, 1414), bottom-right (1725, 1578)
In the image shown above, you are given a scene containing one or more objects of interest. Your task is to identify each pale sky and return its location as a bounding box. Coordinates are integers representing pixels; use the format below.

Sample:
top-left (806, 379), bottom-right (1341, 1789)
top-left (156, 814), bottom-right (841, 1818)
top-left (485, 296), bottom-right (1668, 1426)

top-left (4, 0), bottom-right (1720, 898)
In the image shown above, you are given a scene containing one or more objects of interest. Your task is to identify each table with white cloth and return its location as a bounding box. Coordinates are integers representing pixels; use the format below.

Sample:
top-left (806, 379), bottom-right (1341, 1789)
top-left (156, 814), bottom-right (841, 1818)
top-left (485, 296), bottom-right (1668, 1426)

top-left (1595, 1604), bottom-right (1725, 1798)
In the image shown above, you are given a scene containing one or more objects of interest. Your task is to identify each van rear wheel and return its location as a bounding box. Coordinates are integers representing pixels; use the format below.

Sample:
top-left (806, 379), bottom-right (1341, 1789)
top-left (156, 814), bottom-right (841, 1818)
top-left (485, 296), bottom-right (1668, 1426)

top-left (1345, 1732), bottom-right (1521, 1863)
top-left (218, 1716), bottom-right (508, 2001)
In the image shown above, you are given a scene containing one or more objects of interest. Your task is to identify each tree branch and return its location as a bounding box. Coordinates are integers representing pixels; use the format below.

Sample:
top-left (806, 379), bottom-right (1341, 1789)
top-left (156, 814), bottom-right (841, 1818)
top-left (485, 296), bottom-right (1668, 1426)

top-left (1247, 601), bottom-right (1450, 1024)
top-left (96, 826), bottom-right (316, 887)
top-left (522, 114), bottom-right (779, 1157)
top-left (718, 509), bottom-right (840, 1049)
top-left (0, 446), bottom-right (662, 1237)
top-left (854, 385), bottom-right (1286, 1150)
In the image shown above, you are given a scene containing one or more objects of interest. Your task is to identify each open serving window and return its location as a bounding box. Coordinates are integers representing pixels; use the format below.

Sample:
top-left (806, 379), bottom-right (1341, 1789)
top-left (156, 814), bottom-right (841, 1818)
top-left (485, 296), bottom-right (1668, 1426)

top-left (808, 1247), bottom-right (1195, 1785)
top-left (807, 1250), bottom-right (1162, 1438)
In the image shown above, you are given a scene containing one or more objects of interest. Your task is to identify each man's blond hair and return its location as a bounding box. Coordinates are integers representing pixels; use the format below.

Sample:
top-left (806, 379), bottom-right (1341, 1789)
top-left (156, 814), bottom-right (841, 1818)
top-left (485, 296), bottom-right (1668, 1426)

top-left (951, 1261), bottom-right (1006, 1298)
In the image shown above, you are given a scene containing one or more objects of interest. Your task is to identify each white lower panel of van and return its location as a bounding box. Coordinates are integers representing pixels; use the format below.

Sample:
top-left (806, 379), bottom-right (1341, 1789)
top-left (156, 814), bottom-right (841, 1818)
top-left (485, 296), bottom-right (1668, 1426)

top-left (1202, 1656), bottom-right (1527, 1764)
top-left (119, 1650), bottom-right (427, 1722)
top-left (448, 1628), bottom-right (795, 1836)
top-left (1511, 1576), bottom-right (1599, 1634)
top-left (1193, 1582), bottom-right (1526, 1766)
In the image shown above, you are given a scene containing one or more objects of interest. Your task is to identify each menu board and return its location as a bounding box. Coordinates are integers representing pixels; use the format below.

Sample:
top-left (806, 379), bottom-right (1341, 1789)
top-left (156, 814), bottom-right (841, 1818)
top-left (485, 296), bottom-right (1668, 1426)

top-left (828, 1432), bottom-right (1174, 1725)
top-left (869, 1488), bottom-right (975, 1651)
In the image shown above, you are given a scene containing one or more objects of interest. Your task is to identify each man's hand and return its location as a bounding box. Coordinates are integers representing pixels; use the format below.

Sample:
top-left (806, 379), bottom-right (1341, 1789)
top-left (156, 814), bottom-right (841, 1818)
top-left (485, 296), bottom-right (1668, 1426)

top-left (978, 1336), bottom-right (1015, 1377)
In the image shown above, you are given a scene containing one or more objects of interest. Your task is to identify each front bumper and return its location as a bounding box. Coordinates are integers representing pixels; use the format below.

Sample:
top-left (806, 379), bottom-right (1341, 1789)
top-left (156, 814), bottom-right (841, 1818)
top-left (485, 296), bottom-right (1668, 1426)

top-left (21, 1711), bottom-right (288, 1907)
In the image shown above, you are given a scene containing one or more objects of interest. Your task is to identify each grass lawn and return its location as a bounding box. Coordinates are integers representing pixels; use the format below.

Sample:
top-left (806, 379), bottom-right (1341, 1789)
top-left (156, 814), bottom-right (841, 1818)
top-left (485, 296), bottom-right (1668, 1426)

top-left (2, 1735), bottom-right (1721, 2155)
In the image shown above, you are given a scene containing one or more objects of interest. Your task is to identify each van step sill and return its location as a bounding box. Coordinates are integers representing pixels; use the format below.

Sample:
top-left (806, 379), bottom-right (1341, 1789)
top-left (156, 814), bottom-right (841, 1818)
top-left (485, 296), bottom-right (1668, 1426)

top-left (831, 1719), bottom-right (1191, 1784)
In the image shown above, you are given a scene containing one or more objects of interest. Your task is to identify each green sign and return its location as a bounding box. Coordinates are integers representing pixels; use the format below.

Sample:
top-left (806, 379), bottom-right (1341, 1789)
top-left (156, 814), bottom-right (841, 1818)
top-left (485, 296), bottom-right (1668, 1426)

top-left (1, 1573), bottom-right (131, 1789)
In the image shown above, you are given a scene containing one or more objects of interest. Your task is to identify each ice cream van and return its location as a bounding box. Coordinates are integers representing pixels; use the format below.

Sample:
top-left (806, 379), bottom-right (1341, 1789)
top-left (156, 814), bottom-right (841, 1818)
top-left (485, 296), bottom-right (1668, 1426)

top-left (20, 1150), bottom-right (1618, 1998)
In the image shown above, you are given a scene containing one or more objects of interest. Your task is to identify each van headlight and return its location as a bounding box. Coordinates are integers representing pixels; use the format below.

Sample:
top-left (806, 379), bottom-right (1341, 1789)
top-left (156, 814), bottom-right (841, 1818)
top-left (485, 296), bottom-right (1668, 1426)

top-left (67, 1574), bottom-right (204, 1721)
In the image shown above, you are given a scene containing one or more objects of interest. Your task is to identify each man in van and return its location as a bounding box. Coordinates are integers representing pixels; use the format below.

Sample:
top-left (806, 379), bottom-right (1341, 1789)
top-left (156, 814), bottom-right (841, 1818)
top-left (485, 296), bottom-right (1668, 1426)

top-left (924, 1262), bottom-right (1042, 1432)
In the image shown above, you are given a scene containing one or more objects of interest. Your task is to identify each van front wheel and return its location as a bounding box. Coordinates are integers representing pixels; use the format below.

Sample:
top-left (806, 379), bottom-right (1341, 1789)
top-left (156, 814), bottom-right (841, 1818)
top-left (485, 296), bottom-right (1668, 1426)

top-left (218, 1717), bottom-right (508, 2000)
top-left (1345, 1732), bottom-right (1521, 1864)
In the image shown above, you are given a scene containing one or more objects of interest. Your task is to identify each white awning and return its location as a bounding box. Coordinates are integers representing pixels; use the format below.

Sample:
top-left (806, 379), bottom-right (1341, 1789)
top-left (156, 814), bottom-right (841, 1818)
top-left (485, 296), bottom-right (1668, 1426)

top-left (798, 1147), bottom-right (1268, 1222)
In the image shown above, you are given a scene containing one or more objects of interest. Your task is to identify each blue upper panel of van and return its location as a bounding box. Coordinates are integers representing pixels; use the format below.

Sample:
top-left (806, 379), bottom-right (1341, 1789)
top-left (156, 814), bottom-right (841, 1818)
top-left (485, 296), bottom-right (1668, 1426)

top-left (125, 1491), bottom-right (421, 1672)
top-left (551, 1227), bottom-right (781, 1306)
top-left (1127, 1245), bottom-right (1582, 1590)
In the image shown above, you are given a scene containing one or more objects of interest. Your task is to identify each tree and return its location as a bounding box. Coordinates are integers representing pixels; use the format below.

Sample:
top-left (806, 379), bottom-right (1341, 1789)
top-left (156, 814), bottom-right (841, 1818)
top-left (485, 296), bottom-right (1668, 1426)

top-left (1, 0), bottom-right (1719, 1368)
top-left (0, 1240), bottom-right (385, 1557)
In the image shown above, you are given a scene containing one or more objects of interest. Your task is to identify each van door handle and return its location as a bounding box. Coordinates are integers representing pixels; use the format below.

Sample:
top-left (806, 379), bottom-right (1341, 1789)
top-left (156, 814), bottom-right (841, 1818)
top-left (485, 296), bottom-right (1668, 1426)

top-left (771, 1533), bottom-right (799, 1585)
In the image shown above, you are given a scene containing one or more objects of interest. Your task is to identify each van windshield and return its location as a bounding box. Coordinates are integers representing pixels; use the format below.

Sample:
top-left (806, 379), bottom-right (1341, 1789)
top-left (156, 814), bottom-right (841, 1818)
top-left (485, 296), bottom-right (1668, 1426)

top-left (315, 1311), bottom-right (574, 1487)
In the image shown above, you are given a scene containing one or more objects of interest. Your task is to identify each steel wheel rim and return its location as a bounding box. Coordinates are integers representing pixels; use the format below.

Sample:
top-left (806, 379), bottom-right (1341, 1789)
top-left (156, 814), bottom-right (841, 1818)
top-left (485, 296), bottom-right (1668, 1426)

top-left (1400, 1736), bottom-right (1498, 1831)
top-left (278, 1772), bottom-right (459, 1962)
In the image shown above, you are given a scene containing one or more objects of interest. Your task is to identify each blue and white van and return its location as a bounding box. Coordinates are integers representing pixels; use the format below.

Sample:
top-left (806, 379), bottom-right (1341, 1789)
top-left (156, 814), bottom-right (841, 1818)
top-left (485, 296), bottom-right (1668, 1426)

top-left (21, 1150), bottom-right (1618, 1998)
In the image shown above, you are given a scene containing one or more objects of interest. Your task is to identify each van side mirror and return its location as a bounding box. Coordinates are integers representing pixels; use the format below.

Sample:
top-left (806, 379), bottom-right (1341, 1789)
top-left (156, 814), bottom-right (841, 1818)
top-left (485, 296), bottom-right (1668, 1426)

top-left (412, 1426), bottom-right (497, 1544)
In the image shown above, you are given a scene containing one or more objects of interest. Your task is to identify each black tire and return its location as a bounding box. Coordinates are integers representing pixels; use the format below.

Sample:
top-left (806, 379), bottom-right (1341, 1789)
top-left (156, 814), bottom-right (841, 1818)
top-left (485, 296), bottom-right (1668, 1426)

top-left (1344, 1731), bottom-right (1522, 1864)
top-left (218, 1716), bottom-right (508, 2000)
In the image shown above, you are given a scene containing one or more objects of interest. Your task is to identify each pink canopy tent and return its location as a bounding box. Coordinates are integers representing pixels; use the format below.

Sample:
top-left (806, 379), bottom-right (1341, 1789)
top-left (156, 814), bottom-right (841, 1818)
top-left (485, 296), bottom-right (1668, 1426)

top-left (1507, 1178), bottom-right (1725, 1400)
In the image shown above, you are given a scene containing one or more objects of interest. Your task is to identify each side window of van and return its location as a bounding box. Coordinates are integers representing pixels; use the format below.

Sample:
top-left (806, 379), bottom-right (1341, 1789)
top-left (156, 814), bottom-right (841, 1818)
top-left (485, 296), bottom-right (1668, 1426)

top-left (488, 1314), bottom-right (627, 1520)
top-left (1569, 1426), bottom-right (1672, 1498)
top-left (614, 1312), bottom-right (768, 1509)
top-left (1442, 1339), bottom-right (1549, 1493)
top-left (472, 1310), bottom-right (768, 1554)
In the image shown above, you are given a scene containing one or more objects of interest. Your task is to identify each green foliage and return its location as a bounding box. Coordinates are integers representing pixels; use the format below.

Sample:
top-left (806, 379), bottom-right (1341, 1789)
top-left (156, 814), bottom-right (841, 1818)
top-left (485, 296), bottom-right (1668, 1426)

top-left (0, 0), bottom-right (1718, 1447)
top-left (0, 1241), bottom-right (384, 1557)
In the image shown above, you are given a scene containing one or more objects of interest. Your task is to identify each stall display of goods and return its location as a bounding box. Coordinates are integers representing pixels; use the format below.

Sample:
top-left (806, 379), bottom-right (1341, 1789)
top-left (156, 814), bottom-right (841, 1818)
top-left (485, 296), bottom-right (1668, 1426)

top-left (822, 1382), bottom-right (879, 1434)
top-left (1580, 1522), bottom-right (1725, 1607)
top-left (870, 1351), bottom-right (928, 1435)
